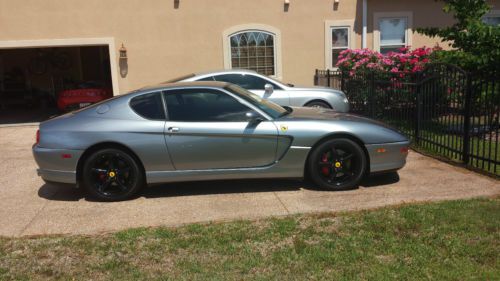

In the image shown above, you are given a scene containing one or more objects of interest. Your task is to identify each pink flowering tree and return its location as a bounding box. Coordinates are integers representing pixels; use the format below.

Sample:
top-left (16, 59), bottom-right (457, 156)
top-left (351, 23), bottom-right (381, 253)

top-left (336, 47), bottom-right (435, 77)
top-left (334, 47), bottom-right (439, 117)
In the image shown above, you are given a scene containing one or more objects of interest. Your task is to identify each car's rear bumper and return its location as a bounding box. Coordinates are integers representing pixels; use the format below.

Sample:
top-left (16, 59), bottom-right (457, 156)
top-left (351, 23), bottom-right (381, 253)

top-left (365, 141), bottom-right (410, 173)
top-left (37, 169), bottom-right (76, 184)
top-left (32, 145), bottom-right (83, 184)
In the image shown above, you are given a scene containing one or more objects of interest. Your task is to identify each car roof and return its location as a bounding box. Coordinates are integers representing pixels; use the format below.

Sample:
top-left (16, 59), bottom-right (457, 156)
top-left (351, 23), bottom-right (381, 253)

top-left (193, 69), bottom-right (259, 76)
top-left (138, 81), bottom-right (232, 93)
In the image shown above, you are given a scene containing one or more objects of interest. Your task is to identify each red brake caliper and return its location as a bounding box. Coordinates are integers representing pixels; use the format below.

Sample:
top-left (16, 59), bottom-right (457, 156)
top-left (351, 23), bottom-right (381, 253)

top-left (321, 153), bottom-right (330, 176)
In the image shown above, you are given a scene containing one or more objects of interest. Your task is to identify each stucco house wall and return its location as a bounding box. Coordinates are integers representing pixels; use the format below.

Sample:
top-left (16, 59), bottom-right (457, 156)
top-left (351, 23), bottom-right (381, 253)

top-left (0, 0), bottom-right (498, 93)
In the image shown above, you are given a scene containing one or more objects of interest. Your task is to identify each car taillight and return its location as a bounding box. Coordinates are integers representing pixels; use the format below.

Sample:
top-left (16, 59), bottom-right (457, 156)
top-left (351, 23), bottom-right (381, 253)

top-left (36, 130), bottom-right (40, 145)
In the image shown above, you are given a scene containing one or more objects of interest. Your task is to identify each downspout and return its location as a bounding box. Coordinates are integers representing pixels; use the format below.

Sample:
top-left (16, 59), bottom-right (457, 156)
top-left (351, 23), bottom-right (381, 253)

top-left (362, 0), bottom-right (367, 48)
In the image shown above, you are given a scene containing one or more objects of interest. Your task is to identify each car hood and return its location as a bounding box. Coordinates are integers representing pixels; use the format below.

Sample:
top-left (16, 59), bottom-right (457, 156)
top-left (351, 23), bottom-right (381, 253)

top-left (287, 85), bottom-right (342, 93)
top-left (280, 106), bottom-right (398, 130)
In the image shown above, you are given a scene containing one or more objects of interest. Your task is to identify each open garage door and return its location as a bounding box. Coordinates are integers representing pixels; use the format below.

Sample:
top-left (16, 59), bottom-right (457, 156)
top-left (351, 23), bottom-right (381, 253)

top-left (0, 45), bottom-right (114, 124)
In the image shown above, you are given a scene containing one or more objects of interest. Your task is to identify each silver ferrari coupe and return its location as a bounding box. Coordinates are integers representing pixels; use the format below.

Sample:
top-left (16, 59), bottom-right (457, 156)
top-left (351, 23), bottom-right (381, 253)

top-left (170, 69), bottom-right (350, 112)
top-left (33, 81), bottom-right (409, 201)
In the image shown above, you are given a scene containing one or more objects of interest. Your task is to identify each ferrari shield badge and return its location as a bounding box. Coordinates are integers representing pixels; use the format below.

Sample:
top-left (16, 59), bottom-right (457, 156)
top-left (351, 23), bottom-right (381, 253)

top-left (280, 125), bottom-right (288, 133)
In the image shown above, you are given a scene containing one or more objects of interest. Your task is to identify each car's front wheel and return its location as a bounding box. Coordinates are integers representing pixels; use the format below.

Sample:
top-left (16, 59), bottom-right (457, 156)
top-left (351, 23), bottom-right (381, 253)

top-left (81, 148), bottom-right (144, 201)
top-left (305, 101), bottom-right (331, 109)
top-left (308, 138), bottom-right (367, 191)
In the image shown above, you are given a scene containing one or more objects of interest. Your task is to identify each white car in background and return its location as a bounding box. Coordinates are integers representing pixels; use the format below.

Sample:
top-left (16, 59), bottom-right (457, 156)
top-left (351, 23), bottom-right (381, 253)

top-left (169, 69), bottom-right (350, 112)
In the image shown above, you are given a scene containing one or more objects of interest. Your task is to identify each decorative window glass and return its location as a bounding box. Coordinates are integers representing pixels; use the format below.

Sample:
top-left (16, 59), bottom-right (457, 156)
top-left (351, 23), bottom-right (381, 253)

top-left (230, 31), bottom-right (275, 76)
top-left (331, 27), bottom-right (349, 67)
top-left (379, 17), bottom-right (407, 54)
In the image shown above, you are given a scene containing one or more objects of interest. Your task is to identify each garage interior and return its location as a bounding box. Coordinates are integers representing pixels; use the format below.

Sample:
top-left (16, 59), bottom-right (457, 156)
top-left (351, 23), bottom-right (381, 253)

top-left (0, 45), bottom-right (113, 124)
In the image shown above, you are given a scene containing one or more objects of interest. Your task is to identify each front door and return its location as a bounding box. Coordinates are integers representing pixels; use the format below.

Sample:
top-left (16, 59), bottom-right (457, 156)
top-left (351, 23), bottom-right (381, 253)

top-left (163, 88), bottom-right (279, 170)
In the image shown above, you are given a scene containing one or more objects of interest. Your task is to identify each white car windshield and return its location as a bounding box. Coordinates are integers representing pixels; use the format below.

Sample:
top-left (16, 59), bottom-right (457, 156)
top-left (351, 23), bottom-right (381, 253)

top-left (225, 84), bottom-right (289, 119)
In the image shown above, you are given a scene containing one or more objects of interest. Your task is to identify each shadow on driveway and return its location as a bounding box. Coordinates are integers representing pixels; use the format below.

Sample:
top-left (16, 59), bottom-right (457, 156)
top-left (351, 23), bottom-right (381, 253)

top-left (38, 172), bottom-right (400, 202)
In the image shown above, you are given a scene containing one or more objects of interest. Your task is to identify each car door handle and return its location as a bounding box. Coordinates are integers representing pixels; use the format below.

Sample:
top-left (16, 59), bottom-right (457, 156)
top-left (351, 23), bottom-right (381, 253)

top-left (167, 127), bottom-right (180, 133)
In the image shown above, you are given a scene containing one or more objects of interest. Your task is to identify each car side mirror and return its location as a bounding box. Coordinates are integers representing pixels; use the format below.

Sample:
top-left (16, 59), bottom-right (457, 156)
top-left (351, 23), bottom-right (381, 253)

top-left (245, 111), bottom-right (264, 124)
top-left (264, 83), bottom-right (274, 95)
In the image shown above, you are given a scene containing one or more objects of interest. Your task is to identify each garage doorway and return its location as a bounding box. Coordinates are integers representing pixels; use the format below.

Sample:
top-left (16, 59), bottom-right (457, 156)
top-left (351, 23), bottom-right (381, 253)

top-left (0, 39), bottom-right (118, 125)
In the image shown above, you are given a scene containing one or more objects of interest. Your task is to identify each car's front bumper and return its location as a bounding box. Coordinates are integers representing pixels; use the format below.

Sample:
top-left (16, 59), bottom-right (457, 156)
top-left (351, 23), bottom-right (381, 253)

top-left (365, 141), bottom-right (410, 173)
top-left (32, 144), bottom-right (83, 184)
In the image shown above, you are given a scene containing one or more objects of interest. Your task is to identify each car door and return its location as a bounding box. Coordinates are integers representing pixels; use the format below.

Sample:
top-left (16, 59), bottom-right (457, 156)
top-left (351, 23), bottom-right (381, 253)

top-left (212, 74), bottom-right (290, 106)
top-left (163, 87), bottom-right (279, 170)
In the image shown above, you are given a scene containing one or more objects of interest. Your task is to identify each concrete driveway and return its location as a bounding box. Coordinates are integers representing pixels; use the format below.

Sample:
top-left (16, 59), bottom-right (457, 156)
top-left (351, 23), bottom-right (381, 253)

top-left (0, 125), bottom-right (498, 237)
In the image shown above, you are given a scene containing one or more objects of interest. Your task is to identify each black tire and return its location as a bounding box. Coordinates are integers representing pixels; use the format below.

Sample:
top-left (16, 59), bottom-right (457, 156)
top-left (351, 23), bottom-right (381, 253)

top-left (81, 148), bottom-right (144, 201)
top-left (305, 101), bottom-right (331, 109)
top-left (308, 138), bottom-right (367, 191)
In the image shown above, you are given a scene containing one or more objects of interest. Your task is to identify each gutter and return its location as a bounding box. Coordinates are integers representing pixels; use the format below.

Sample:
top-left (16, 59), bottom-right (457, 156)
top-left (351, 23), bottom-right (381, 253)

top-left (362, 0), bottom-right (367, 48)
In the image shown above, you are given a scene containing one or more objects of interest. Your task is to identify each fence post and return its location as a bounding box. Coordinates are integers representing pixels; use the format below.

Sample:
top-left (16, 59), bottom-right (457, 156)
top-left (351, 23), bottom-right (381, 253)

top-left (369, 71), bottom-right (375, 118)
top-left (314, 69), bottom-right (318, 86)
top-left (462, 73), bottom-right (472, 164)
top-left (326, 69), bottom-right (331, 87)
top-left (415, 71), bottom-right (422, 144)
top-left (340, 71), bottom-right (345, 92)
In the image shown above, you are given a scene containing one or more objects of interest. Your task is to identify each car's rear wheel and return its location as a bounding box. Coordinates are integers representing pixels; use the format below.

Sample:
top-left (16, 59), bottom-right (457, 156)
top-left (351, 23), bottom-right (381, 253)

top-left (305, 101), bottom-right (331, 109)
top-left (81, 148), bottom-right (144, 201)
top-left (308, 138), bottom-right (367, 191)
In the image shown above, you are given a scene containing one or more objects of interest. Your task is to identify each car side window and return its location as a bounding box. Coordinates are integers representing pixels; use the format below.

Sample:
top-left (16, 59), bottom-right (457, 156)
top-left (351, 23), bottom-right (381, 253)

top-left (163, 89), bottom-right (260, 122)
top-left (130, 92), bottom-right (166, 120)
top-left (213, 74), bottom-right (279, 90)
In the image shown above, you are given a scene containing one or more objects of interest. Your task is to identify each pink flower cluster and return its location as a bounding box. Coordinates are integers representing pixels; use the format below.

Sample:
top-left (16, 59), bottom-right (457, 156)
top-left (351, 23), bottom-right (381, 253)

top-left (336, 47), bottom-right (436, 77)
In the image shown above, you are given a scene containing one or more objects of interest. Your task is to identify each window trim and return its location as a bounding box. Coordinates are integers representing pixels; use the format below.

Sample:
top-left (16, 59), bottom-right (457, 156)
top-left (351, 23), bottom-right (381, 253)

top-left (373, 12), bottom-right (413, 53)
top-left (222, 24), bottom-right (283, 80)
top-left (324, 19), bottom-right (356, 70)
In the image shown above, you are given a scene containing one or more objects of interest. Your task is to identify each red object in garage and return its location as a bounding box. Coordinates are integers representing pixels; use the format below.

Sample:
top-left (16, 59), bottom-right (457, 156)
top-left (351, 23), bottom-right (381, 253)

top-left (57, 82), bottom-right (112, 111)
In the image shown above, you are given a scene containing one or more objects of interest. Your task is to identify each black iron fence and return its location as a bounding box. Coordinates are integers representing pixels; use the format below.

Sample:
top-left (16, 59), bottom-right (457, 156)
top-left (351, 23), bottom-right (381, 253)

top-left (314, 64), bottom-right (500, 177)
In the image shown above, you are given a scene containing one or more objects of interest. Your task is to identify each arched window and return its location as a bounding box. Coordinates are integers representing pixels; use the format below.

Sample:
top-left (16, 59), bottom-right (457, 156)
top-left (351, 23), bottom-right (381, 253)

top-left (223, 24), bottom-right (282, 78)
top-left (229, 31), bottom-right (275, 76)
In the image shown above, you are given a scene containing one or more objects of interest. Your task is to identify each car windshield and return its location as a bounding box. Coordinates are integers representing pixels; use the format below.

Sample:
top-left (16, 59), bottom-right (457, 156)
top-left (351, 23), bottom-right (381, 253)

top-left (164, 73), bottom-right (195, 83)
top-left (225, 84), bottom-right (288, 119)
top-left (262, 75), bottom-right (294, 88)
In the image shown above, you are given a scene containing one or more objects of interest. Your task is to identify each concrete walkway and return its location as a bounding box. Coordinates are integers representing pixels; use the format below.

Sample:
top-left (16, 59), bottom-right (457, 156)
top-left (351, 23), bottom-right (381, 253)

top-left (0, 126), bottom-right (498, 237)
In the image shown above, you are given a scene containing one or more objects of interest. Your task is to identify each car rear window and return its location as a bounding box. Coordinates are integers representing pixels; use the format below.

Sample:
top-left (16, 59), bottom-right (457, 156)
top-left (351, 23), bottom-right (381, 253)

top-left (130, 92), bottom-right (166, 120)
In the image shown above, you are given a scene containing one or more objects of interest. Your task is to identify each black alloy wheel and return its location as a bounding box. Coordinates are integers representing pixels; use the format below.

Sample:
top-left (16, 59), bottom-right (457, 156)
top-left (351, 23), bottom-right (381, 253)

top-left (308, 138), bottom-right (367, 190)
top-left (82, 148), bottom-right (144, 201)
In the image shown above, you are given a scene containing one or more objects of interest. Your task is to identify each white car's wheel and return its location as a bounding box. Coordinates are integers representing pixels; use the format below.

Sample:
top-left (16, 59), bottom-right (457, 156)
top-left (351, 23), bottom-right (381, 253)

top-left (305, 101), bottom-right (331, 109)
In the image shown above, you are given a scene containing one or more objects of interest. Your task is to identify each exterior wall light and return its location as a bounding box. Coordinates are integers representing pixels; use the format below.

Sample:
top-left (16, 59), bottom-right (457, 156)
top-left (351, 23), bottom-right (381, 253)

top-left (119, 43), bottom-right (128, 78)
top-left (119, 43), bottom-right (127, 59)
top-left (284, 0), bottom-right (290, 12)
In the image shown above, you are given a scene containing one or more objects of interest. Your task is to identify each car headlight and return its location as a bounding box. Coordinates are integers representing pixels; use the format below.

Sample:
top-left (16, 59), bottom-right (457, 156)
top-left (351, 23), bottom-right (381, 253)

top-left (343, 97), bottom-right (349, 103)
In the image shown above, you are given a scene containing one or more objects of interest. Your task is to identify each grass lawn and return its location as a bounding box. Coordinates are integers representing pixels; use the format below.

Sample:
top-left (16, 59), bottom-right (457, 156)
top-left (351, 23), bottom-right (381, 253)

top-left (1, 198), bottom-right (499, 280)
